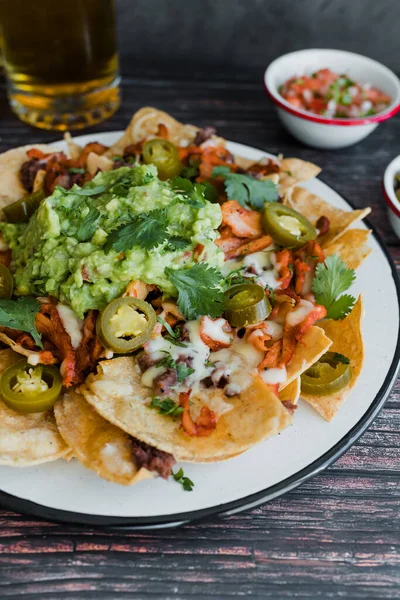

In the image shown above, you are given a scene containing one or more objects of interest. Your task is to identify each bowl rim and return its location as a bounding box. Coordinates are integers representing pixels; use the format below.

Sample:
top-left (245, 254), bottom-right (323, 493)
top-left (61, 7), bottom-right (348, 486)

top-left (383, 155), bottom-right (400, 218)
top-left (264, 48), bottom-right (400, 126)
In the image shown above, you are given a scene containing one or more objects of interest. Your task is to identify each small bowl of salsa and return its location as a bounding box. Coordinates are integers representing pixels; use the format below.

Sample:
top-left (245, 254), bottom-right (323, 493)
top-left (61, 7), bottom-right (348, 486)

top-left (383, 155), bottom-right (400, 240)
top-left (264, 49), bottom-right (400, 149)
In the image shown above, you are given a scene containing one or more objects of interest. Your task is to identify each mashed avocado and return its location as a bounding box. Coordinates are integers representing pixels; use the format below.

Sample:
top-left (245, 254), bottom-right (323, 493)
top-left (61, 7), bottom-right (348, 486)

top-left (1, 165), bottom-right (223, 317)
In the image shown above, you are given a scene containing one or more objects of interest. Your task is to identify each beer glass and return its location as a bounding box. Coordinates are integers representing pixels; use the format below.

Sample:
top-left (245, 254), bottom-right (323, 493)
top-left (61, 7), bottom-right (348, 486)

top-left (0, 0), bottom-right (120, 131)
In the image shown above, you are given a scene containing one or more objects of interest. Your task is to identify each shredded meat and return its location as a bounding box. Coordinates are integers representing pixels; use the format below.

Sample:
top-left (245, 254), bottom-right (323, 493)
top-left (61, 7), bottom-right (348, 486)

top-left (316, 215), bottom-right (330, 236)
top-left (282, 400), bottom-right (297, 415)
top-left (130, 437), bottom-right (176, 479)
top-left (194, 126), bottom-right (216, 145)
top-left (245, 158), bottom-right (280, 179)
top-left (153, 368), bottom-right (178, 396)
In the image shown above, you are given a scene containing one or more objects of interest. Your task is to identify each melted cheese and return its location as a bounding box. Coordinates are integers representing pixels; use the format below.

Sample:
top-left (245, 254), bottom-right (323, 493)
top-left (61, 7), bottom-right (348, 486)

top-left (27, 353), bottom-right (41, 366)
top-left (223, 250), bottom-right (281, 291)
top-left (56, 304), bottom-right (83, 349)
top-left (286, 299), bottom-right (315, 327)
top-left (141, 365), bottom-right (166, 388)
top-left (263, 321), bottom-right (284, 340)
top-left (260, 366), bottom-right (287, 385)
top-left (201, 316), bottom-right (232, 345)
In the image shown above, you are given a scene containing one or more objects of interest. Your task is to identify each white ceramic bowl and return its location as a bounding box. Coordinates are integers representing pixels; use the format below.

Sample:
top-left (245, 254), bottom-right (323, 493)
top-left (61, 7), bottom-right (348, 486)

top-left (383, 155), bottom-right (400, 239)
top-left (264, 49), bottom-right (400, 150)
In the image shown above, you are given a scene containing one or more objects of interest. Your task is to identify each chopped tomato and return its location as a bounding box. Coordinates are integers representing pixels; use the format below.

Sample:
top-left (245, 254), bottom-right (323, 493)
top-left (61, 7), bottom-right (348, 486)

top-left (279, 68), bottom-right (391, 118)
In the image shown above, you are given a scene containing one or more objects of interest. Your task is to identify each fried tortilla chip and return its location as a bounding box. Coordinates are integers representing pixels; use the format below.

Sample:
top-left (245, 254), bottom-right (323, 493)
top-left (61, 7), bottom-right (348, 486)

top-left (55, 390), bottom-right (154, 485)
top-left (0, 349), bottom-right (69, 466)
top-left (0, 144), bottom-right (52, 207)
top-left (324, 229), bottom-right (372, 269)
top-left (282, 326), bottom-right (333, 389)
top-left (104, 107), bottom-right (201, 158)
top-left (301, 296), bottom-right (364, 421)
top-left (279, 377), bottom-right (301, 405)
top-left (286, 186), bottom-right (371, 246)
top-left (82, 357), bottom-right (292, 462)
top-left (278, 158), bottom-right (321, 194)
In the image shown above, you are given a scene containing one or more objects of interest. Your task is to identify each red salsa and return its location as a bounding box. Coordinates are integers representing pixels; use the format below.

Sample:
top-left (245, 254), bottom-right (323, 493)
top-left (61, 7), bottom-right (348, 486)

top-left (279, 68), bottom-right (391, 118)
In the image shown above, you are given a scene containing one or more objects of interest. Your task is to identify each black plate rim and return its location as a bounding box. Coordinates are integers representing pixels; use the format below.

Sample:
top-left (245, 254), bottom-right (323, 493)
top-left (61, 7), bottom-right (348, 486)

top-left (0, 177), bottom-right (399, 529)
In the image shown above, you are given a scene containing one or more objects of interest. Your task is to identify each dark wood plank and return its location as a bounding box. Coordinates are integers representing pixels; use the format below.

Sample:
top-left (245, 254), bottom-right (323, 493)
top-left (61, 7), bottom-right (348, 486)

top-left (0, 76), bottom-right (399, 600)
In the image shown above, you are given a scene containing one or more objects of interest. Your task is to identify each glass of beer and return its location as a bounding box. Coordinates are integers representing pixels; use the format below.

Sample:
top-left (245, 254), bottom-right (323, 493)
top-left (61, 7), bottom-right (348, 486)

top-left (0, 0), bottom-right (120, 131)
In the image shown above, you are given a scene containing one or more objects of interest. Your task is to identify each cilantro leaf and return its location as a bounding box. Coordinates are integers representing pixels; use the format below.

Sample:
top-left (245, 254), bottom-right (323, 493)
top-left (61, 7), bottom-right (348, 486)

top-left (166, 236), bottom-right (190, 251)
top-left (176, 363), bottom-right (195, 382)
top-left (76, 206), bottom-right (100, 242)
top-left (323, 294), bottom-right (355, 320)
top-left (312, 255), bottom-right (356, 320)
top-left (212, 167), bottom-right (279, 210)
top-left (170, 177), bottom-right (206, 208)
top-left (156, 316), bottom-right (177, 338)
top-left (0, 297), bottom-right (42, 348)
top-left (61, 184), bottom-right (107, 197)
top-left (172, 467), bottom-right (194, 491)
top-left (165, 264), bottom-right (224, 320)
top-left (104, 209), bottom-right (169, 253)
top-left (150, 396), bottom-right (183, 418)
top-left (157, 352), bottom-right (195, 382)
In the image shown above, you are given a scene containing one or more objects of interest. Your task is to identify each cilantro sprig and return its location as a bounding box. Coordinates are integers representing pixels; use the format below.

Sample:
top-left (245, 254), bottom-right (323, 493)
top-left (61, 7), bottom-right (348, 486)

top-left (76, 206), bottom-right (100, 242)
top-left (0, 297), bottom-right (42, 348)
top-left (312, 255), bottom-right (356, 320)
top-left (150, 396), bottom-right (183, 418)
top-left (158, 352), bottom-right (195, 382)
top-left (165, 264), bottom-right (224, 320)
top-left (212, 166), bottom-right (279, 210)
top-left (104, 209), bottom-right (187, 254)
top-left (172, 468), bottom-right (194, 492)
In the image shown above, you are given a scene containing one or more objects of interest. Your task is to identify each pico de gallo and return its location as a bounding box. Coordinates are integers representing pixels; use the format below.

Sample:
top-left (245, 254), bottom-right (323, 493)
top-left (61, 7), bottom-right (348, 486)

top-left (279, 68), bottom-right (391, 118)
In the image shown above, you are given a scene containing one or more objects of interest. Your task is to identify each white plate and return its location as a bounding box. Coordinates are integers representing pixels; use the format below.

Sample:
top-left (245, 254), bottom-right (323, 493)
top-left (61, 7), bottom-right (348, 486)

top-left (1, 134), bottom-right (399, 528)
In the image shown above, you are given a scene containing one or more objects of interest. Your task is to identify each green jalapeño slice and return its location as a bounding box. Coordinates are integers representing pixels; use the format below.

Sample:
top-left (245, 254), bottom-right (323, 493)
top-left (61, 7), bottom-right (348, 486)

top-left (96, 297), bottom-right (157, 353)
top-left (142, 138), bottom-right (182, 180)
top-left (0, 359), bottom-right (62, 413)
top-left (2, 189), bottom-right (45, 223)
top-left (224, 283), bottom-right (271, 327)
top-left (262, 203), bottom-right (317, 248)
top-left (301, 352), bottom-right (351, 396)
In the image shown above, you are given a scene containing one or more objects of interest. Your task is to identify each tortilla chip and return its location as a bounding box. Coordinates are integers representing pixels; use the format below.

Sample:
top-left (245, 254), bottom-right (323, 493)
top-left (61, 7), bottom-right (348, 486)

top-left (0, 144), bottom-right (52, 207)
top-left (82, 357), bottom-right (292, 462)
top-left (104, 107), bottom-right (200, 158)
top-left (282, 325), bottom-right (332, 389)
top-left (286, 186), bottom-right (371, 246)
top-left (279, 377), bottom-right (301, 405)
top-left (324, 229), bottom-right (372, 269)
top-left (63, 132), bottom-right (82, 161)
top-left (279, 158), bottom-right (321, 194)
top-left (54, 390), bottom-right (154, 485)
top-left (301, 296), bottom-right (364, 421)
top-left (0, 349), bottom-right (70, 466)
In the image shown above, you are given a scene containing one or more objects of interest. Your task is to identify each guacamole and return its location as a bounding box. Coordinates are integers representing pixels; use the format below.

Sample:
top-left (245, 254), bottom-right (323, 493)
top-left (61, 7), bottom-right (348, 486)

top-left (1, 166), bottom-right (223, 317)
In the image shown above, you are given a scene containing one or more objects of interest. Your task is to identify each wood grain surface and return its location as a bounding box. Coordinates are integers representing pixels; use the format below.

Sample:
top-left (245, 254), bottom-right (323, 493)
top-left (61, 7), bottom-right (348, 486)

top-left (0, 77), bottom-right (399, 600)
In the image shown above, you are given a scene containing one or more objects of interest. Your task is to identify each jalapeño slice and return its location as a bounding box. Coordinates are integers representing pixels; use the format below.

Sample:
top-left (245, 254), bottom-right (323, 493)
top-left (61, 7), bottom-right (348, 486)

top-left (0, 264), bottom-right (13, 299)
top-left (262, 203), bottom-right (317, 248)
top-left (224, 283), bottom-right (271, 327)
top-left (97, 297), bottom-right (157, 353)
top-left (301, 352), bottom-right (351, 396)
top-left (0, 359), bottom-right (62, 413)
top-left (142, 138), bottom-right (182, 180)
top-left (2, 189), bottom-right (45, 223)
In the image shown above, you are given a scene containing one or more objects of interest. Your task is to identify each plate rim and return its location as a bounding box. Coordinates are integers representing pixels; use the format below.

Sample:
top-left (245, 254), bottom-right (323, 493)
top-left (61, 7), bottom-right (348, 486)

top-left (0, 137), bottom-right (399, 528)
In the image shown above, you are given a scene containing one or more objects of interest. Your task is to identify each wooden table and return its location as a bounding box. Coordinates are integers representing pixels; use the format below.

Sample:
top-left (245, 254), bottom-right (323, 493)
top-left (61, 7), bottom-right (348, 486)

top-left (0, 77), bottom-right (399, 599)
